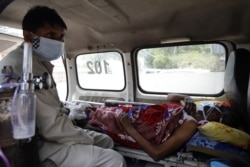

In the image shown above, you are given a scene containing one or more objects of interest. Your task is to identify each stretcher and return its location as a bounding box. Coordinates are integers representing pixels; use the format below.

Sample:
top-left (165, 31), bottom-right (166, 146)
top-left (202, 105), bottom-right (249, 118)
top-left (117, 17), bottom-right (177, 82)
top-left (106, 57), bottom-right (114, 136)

top-left (68, 100), bottom-right (250, 167)
top-left (114, 145), bottom-right (207, 167)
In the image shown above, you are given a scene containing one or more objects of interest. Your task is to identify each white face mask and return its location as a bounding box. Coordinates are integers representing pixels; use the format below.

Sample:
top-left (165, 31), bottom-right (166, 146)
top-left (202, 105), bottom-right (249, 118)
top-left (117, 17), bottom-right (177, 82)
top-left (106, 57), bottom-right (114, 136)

top-left (32, 36), bottom-right (64, 61)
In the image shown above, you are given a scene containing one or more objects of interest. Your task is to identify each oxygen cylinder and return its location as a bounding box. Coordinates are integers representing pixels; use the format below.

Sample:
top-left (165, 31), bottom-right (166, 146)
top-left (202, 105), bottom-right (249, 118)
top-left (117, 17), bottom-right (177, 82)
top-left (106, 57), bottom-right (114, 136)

top-left (10, 42), bottom-right (36, 139)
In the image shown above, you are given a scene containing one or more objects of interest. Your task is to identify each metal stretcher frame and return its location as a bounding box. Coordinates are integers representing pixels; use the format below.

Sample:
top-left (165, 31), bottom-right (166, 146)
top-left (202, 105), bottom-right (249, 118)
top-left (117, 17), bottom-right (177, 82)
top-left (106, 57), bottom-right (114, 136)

top-left (114, 145), bottom-right (207, 167)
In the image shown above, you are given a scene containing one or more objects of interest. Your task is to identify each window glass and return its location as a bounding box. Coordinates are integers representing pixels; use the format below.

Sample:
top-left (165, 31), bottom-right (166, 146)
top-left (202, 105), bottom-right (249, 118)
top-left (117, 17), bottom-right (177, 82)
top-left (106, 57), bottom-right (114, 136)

top-left (137, 43), bottom-right (226, 95)
top-left (0, 25), bottom-right (22, 38)
top-left (76, 52), bottom-right (125, 90)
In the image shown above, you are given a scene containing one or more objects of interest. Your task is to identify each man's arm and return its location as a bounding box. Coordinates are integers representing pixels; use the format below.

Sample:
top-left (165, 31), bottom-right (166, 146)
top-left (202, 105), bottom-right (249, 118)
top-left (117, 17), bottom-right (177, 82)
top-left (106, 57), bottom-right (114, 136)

top-left (35, 89), bottom-right (94, 145)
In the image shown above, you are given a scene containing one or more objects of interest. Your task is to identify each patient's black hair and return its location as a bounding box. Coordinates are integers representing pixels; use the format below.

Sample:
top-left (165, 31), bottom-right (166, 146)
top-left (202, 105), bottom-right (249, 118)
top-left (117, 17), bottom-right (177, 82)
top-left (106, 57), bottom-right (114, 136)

top-left (22, 5), bottom-right (67, 32)
top-left (218, 105), bottom-right (240, 128)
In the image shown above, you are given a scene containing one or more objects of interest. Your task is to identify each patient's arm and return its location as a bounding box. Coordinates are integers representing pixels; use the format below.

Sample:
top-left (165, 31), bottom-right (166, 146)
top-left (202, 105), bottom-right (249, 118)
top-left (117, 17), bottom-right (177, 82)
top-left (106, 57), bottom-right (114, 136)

top-left (166, 93), bottom-right (191, 103)
top-left (118, 113), bottom-right (197, 161)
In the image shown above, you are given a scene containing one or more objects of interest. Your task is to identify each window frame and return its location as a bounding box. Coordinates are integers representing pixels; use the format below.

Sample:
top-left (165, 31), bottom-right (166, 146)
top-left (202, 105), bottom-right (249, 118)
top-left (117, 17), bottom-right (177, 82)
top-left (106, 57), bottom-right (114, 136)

top-left (75, 51), bottom-right (126, 92)
top-left (132, 41), bottom-right (232, 97)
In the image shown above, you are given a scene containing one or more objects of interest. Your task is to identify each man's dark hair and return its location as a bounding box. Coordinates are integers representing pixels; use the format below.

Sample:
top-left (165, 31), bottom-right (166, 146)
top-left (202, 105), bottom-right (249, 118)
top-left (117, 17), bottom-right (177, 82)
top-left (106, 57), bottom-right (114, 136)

top-left (22, 5), bottom-right (67, 32)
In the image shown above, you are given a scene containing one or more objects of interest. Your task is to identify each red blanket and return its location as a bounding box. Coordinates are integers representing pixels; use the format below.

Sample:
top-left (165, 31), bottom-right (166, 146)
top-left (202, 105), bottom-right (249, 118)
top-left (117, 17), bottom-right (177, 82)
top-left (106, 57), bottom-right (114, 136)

top-left (88, 103), bottom-right (184, 149)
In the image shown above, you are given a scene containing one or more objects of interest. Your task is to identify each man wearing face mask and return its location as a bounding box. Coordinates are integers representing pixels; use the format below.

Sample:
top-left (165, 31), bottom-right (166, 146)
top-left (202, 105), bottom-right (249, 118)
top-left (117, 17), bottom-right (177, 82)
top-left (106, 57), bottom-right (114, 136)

top-left (0, 5), bottom-right (126, 167)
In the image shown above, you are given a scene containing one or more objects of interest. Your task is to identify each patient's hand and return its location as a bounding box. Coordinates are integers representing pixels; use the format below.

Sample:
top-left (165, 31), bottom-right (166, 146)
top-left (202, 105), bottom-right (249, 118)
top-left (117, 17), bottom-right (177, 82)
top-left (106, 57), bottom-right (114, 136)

top-left (118, 112), bottom-right (134, 132)
top-left (183, 96), bottom-right (196, 115)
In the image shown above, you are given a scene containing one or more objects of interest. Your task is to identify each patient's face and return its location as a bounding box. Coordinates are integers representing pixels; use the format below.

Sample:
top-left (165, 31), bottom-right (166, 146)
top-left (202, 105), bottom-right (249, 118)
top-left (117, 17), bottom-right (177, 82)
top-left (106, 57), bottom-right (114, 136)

top-left (195, 106), bottom-right (222, 122)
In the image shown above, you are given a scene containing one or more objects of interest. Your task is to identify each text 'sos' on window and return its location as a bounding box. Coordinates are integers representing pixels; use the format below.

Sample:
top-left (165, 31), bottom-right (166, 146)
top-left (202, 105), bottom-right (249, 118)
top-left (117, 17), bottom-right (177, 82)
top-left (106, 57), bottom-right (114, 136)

top-left (76, 52), bottom-right (125, 90)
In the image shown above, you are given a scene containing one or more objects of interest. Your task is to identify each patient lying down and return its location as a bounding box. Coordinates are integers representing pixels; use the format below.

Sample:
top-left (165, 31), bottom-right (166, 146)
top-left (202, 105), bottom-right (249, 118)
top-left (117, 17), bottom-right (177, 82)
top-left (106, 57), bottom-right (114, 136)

top-left (69, 94), bottom-right (237, 161)
top-left (89, 102), bottom-right (189, 147)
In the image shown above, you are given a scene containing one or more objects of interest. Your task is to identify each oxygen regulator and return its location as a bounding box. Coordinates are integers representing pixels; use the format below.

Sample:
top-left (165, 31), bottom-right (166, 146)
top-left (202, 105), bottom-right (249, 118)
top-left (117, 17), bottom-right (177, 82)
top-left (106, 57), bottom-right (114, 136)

top-left (1, 65), bottom-right (52, 91)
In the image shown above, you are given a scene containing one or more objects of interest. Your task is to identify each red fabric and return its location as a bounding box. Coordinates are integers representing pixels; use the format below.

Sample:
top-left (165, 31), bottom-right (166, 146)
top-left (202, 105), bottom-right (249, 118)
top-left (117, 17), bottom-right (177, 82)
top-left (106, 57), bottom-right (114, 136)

top-left (88, 103), bottom-right (184, 148)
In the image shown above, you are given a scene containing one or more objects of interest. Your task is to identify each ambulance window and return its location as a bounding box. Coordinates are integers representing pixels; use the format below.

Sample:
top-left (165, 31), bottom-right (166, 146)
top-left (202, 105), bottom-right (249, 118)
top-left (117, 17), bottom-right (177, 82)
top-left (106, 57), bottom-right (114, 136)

top-left (136, 43), bottom-right (226, 95)
top-left (76, 52), bottom-right (125, 90)
top-left (51, 58), bottom-right (67, 100)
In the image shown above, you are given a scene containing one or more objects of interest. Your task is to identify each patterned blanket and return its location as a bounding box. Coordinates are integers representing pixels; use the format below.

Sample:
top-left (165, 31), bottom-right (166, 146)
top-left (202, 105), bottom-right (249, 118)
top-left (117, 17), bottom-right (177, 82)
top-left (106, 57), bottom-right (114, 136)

top-left (88, 103), bottom-right (184, 148)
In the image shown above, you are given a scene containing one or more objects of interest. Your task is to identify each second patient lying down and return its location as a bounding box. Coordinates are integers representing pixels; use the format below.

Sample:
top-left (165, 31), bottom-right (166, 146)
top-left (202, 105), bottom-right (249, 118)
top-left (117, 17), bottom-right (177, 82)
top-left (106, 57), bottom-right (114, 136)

top-left (69, 94), bottom-right (237, 161)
